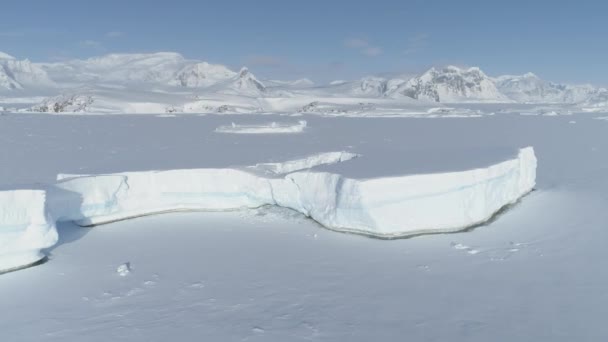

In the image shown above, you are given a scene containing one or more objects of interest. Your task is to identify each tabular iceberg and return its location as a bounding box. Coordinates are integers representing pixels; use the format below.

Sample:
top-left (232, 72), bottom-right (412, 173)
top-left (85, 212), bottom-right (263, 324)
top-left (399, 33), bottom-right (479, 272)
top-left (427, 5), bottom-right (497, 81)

top-left (51, 148), bottom-right (536, 237)
top-left (214, 120), bottom-right (307, 134)
top-left (0, 147), bottom-right (536, 273)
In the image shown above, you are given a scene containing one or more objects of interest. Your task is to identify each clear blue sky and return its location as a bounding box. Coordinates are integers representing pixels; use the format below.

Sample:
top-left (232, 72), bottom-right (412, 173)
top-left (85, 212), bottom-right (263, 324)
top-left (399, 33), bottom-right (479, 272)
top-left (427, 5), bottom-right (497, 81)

top-left (1, 0), bottom-right (607, 85)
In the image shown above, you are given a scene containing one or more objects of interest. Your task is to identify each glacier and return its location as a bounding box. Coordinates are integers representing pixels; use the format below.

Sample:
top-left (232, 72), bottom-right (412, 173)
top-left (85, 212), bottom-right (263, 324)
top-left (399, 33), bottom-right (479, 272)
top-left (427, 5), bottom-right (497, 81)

top-left (0, 148), bottom-right (535, 272)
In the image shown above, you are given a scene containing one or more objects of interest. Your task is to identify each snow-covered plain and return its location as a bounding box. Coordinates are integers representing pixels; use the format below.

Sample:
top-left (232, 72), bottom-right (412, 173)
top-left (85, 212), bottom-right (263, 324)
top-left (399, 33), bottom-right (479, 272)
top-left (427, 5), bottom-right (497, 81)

top-left (1, 112), bottom-right (608, 341)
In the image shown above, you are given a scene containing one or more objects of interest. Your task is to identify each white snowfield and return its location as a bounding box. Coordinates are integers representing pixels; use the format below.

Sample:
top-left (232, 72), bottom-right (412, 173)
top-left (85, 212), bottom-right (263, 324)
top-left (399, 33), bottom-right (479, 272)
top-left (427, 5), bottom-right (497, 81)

top-left (214, 120), bottom-right (307, 134)
top-left (0, 148), bottom-right (536, 272)
top-left (0, 190), bottom-right (57, 273)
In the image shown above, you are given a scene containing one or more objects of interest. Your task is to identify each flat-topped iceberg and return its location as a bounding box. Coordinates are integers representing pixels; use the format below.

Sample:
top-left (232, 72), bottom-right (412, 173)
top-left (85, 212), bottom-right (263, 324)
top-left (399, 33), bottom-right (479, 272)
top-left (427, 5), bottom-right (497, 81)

top-left (1, 148), bottom-right (536, 273)
top-left (51, 148), bottom-right (536, 237)
top-left (215, 120), bottom-right (307, 134)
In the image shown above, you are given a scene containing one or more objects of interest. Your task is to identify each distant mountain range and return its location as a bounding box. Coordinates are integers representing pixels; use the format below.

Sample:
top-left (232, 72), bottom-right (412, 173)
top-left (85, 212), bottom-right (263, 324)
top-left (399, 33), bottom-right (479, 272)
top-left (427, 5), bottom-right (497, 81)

top-left (1, 51), bottom-right (606, 114)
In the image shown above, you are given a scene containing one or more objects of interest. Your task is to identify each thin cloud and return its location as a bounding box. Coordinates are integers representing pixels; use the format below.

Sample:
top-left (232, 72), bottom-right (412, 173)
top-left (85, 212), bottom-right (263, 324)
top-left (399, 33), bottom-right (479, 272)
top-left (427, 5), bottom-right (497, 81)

top-left (105, 31), bottom-right (124, 38)
top-left (364, 47), bottom-right (383, 57)
top-left (344, 38), bottom-right (369, 49)
top-left (344, 37), bottom-right (383, 57)
top-left (81, 40), bottom-right (104, 50)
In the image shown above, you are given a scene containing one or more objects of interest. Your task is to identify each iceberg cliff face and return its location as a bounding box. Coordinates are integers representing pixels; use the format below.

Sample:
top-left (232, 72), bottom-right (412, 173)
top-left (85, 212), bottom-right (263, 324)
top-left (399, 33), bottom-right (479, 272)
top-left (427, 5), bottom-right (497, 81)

top-left (0, 190), bottom-right (57, 272)
top-left (51, 148), bottom-right (536, 237)
top-left (1, 148), bottom-right (536, 273)
top-left (272, 147), bottom-right (536, 237)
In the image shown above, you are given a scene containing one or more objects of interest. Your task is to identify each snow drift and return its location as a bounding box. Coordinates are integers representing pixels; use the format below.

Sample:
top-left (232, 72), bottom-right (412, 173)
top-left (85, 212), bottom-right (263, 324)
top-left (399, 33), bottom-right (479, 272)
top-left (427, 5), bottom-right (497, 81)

top-left (1, 147), bottom-right (536, 272)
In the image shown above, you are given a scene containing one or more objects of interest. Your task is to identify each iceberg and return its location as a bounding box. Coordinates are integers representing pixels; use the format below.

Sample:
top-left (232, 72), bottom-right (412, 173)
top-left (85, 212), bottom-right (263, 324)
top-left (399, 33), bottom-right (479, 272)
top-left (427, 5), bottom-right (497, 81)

top-left (215, 120), bottom-right (307, 134)
top-left (0, 190), bottom-right (57, 273)
top-left (1, 147), bottom-right (536, 272)
top-left (52, 147), bottom-right (536, 237)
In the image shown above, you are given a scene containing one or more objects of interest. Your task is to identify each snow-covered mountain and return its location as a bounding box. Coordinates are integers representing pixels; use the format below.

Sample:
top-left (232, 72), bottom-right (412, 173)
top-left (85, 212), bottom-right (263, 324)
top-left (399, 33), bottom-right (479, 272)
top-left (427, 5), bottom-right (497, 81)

top-left (218, 67), bottom-right (266, 96)
top-left (495, 72), bottom-right (599, 104)
top-left (265, 78), bottom-right (314, 88)
top-left (0, 66), bottom-right (21, 90)
top-left (0, 52), bottom-right (53, 90)
top-left (1, 50), bottom-right (606, 114)
top-left (169, 62), bottom-right (237, 88)
top-left (495, 73), bottom-right (564, 103)
top-left (318, 76), bottom-right (404, 98)
top-left (354, 77), bottom-right (388, 97)
top-left (40, 52), bottom-right (268, 95)
top-left (389, 66), bottom-right (508, 103)
top-left (0, 52), bottom-right (15, 60)
top-left (41, 52), bottom-right (186, 84)
top-left (580, 88), bottom-right (608, 111)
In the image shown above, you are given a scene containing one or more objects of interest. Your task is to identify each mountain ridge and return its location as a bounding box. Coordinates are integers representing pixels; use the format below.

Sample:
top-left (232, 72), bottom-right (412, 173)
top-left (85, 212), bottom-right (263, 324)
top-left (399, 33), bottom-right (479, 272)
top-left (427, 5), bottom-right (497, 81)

top-left (1, 51), bottom-right (605, 111)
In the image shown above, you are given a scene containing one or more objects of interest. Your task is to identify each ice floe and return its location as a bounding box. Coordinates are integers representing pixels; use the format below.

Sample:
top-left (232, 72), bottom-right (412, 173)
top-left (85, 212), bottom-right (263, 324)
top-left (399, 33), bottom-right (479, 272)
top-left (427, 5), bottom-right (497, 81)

top-left (215, 120), bottom-right (307, 134)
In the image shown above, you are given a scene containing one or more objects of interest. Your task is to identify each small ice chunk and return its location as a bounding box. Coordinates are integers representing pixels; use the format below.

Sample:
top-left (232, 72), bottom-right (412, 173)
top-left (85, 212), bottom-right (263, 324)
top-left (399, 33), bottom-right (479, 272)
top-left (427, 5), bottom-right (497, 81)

top-left (116, 262), bottom-right (131, 276)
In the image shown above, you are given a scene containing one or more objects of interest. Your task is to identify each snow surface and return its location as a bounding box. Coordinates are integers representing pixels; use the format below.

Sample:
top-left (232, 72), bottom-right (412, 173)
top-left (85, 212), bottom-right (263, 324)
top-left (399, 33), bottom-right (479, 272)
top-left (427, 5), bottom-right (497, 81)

top-left (249, 151), bottom-right (360, 175)
top-left (0, 52), bottom-right (16, 60)
top-left (1, 113), bottom-right (608, 341)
